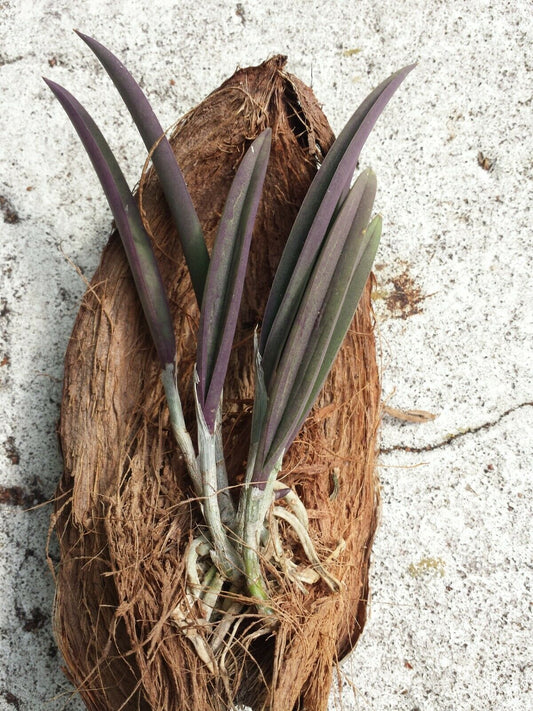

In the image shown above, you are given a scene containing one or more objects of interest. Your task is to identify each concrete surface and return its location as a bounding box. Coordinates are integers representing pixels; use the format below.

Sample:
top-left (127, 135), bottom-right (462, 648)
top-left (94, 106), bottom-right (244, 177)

top-left (0, 0), bottom-right (531, 709)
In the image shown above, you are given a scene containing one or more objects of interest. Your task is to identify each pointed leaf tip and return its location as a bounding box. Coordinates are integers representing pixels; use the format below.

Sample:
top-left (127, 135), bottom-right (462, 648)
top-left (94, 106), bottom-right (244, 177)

top-left (75, 30), bottom-right (209, 304)
top-left (260, 63), bottom-right (415, 359)
top-left (46, 77), bottom-right (176, 367)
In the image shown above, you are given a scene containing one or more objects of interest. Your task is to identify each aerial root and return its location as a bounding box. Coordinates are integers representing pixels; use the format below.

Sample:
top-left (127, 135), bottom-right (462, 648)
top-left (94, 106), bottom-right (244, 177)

top-left (272, 506), bottom-right (341, 592)
top-left (170, 483), bottom-right (343, 665)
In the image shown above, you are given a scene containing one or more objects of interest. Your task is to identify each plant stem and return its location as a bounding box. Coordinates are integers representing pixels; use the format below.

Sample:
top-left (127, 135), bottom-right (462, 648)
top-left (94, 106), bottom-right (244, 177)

top-left (239, 459), bottom-right (281, 609)
top-left (234, 441), bottom-right (258, 543)
top-left (196, 388), bottom-right (242, 581)
top-left (161, 363), bottom-right (202, 495)
top-left (215, 403), bottom-right (235, 526)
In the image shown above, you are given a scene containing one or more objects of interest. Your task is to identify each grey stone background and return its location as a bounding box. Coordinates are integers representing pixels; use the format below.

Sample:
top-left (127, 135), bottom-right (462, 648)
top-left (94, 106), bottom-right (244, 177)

top-left (0, 0), bottom-right (531, 709)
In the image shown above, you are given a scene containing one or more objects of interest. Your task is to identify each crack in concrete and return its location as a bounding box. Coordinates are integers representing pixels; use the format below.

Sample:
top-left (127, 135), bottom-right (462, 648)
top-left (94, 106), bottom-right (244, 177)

top-left (380, 401), bottom-right (533, 455)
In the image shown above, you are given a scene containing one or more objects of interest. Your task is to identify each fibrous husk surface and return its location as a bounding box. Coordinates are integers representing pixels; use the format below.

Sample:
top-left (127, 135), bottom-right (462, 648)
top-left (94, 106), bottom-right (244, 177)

top-left (53, 56), bottom-right (381, 711)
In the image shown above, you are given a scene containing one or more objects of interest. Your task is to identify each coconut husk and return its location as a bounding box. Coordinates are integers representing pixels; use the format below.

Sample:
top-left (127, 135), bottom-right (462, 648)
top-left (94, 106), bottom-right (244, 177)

top-left (52, 55), bottom-right (380, 711)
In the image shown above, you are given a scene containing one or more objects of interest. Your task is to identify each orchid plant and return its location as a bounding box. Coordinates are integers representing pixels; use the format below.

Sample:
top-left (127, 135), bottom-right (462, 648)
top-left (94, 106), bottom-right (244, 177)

top-left (46, 33), bottom-right (413, 665)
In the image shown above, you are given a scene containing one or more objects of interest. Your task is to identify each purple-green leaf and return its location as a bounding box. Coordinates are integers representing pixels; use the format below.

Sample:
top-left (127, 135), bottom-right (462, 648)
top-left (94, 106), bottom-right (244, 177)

top-left (263, 214), bottom-right (382, 476)
top-left (75, 31), bottom-right (209, 304)
top-left (45, 78), bottom-right (176, 367)
top-left (254, 170), bottom-right (376, 481)
top-left (260, 64), bottom-right (415, 385)
top-left (196, 129), bottom-right (272, 432)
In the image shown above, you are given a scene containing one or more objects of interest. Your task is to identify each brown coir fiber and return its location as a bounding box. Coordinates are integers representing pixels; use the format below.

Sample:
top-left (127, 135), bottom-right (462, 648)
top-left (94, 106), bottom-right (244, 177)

top-left (52, 56), bottom-right (381, 711)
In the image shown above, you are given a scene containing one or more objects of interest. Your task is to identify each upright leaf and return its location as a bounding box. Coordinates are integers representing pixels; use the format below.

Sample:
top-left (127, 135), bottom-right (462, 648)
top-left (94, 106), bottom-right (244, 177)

top-left (196, 129), bottom-right (272, 432)
top-left (76, 31), bottom-right (209, 304)
top-left (260, 64), bottom-right (415, 384)
top-left (254, 170), bottom-right (376, 481)
top-left (264, 215), bottom-right (382, 475)
top-left (45, 78), bottom-right (176, 366)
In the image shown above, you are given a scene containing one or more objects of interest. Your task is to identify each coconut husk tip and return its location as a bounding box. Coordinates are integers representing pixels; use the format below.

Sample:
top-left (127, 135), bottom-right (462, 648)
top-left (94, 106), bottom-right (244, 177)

top-left (52, 56), bottom-right (381, 711)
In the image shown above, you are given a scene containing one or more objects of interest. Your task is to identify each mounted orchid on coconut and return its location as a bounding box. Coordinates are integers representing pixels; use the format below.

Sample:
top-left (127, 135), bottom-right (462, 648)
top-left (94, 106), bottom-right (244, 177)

top-left (47, 32), bottom-right (413, 711)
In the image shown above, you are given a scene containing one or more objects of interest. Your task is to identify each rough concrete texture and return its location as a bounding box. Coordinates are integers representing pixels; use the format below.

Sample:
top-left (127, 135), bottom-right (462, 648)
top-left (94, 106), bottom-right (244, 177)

top-left (0, 0), bottom-right (531, 709)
